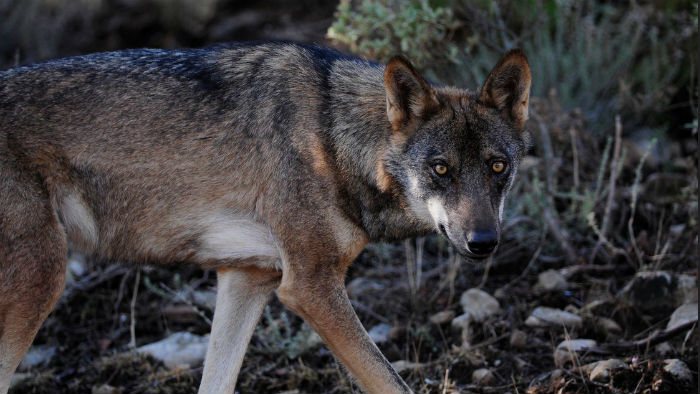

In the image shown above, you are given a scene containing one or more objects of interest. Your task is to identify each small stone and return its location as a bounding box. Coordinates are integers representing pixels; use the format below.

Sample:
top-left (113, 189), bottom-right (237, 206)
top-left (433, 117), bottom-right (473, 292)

top-left (368, 323), bottom-right (392, 344)
top-left (429, 310), bottom-right (455, 325)
top-left (536, 269), bottom-right (568, 292)
top-left (675, 274), bottom-right (698, 304)
top-left (68, 253), bottom-right (88, 277)
top-left (451, 313), bottom-right (471, 331)
top-left (655, 342), bottom-right (673, 355)
top-left (513, 356), bottom-right (528, 370)
top-left (92, 384), bottom-right (121, 394)
top-left (525, 307), bottom-right (583, 328)
top-left (18, 345), bottom-right (56, 371)
top-left (597, 317), bottom-right (622, 334)
top-left (669, 224), bottom-right (686, 236)
top-left (554, 339), bottom-right (597, 367)
top-left (387, 326), bottom-right (405, 342)
top-left (459, 288), bottom-right (500, 322)
top-left (509, 329), bottom-right (527, 349)
top-left (137, 332), bottom-right (208, 369)
top-left (666, 303), bottom-right (698, 331)
top-left (663, 359), bottom-right (692, 383)
top-left (618, 271), bottom-right (676, 312)
top-left (493, 288), bottom-right (507, 299)
top-left (579, 361), bottom-right (602, 375)
top-left (391, 360), bottom-right (425, 373)
top-left (472, 368), bottom-right (496, 385)
top-left (589, 359), bottom-right (628, 382)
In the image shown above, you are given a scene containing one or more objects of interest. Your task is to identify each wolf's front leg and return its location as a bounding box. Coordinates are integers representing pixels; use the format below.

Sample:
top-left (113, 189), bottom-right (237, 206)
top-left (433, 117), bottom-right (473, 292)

top-left (277, 269), bottom-right (411, 394)
top-left (199, 267), bottom-right (281, 394)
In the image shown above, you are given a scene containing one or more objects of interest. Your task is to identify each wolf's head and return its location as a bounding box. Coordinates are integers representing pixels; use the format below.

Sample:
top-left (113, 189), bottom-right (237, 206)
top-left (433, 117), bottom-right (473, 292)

top-left (382, 50), bottom-right (530, 259)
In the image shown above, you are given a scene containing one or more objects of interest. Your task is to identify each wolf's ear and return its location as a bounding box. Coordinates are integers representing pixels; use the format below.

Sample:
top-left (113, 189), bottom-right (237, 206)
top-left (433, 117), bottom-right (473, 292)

top-left (384, 56), bottom-right (439, 132)
top-left (479, 49), bottom-right (531, 128)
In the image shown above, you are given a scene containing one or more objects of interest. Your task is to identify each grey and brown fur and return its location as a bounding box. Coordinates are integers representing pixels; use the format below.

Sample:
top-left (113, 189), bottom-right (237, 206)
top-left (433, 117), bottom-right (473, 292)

top-left (0, 42), bottom-right (531, 393)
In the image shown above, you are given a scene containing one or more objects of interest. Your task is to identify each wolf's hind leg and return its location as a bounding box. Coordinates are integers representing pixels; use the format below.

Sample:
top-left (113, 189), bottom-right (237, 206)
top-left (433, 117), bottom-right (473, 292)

top-left (198, 267), bottom-right (280, 394)
top-left (0, 197), bottom-right (67, 394)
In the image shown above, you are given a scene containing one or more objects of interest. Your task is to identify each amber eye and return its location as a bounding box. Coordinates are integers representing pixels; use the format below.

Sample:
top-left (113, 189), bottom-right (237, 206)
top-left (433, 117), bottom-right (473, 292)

top-left (433, 164), bottom-right (448, 176)
top-left (492, 161), bottom-right (505, 173)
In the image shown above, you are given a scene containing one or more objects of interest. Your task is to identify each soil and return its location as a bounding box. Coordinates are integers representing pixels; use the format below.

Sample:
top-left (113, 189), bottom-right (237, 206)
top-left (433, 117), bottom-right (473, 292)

top-left (4, 1), bottom-right (698, 393)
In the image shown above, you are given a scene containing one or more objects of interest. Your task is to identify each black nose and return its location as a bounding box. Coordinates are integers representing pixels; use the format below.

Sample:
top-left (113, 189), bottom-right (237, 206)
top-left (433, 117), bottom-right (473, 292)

top-left (466, 229), bottom-right (498, 255)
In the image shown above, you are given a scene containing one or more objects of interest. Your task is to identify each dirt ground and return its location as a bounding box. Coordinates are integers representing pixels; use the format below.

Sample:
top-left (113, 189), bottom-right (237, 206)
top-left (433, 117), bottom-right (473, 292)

top-left (3, 1), bottom-right (698, 393)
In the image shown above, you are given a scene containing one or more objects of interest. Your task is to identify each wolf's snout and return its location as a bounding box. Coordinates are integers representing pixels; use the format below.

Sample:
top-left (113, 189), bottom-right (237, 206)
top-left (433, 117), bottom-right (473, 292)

top-left (466, 229), bottom-right (498, 255)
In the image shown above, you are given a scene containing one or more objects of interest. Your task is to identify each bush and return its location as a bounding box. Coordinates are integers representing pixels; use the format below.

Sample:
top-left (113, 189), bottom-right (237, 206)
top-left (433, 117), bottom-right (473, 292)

top-left (328, 0), bottom-right (697, 129)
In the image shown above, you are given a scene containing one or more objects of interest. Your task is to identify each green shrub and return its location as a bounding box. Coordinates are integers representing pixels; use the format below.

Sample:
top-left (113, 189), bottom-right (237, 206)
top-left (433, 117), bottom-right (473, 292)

top-left (327, 0), bottom-right (459, 74)
top-left (328, 0), bottom-right (697, 129)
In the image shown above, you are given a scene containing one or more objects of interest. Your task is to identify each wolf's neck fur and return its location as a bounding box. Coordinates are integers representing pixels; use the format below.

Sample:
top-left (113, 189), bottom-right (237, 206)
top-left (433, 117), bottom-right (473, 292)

top-left (325, 60), bottom-right (431, 241)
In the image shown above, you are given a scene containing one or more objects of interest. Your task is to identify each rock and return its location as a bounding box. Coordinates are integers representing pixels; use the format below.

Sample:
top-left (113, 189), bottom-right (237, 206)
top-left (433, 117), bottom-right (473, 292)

top-left (618, 271), bottom-right (679, 312)
top-left (554, 339), bottom-right (597, 367)
top-left (527, 370), bottom-right (562, 391)
top-left (459, 288), bottom-right (500, 322)
top-left (525, 307), bottom-right (583, 328)
top-left (391, 360), bottom-right (425, 373)
top-left (429, 310), bottom-right (455, 325)
top-left (666, 303), bottom-right (698, 331)
top-left (513, 356), bottom-right (529, 370)
top-left (191, 290), bottom-right (217, 311)
top-left (655, 342), bottom-right (673, 355)
top-left (675, 274), bottom-right (697, 304)
top-left (663, 359), bottom-right (692, 383)
top-left (68, 253), bottom-right (88, 277)
top-left (669, 223), bottom-right (686, 237)
top-left (509, 329), bottom-right (527, 349)
top-left (387, 326), bottom-right (405, 342)
top-left (596, 317), bottom-right (622, 334)
top-left (580, 361), bottom-right (602, 375)
top-left (368, 323), bottom-right (392, 344)
top-left (136, 332), bottom-right (208, 369)
top-left (472, 368), bottom-right (496, 385)
top-left (536, 269), bottom-right (568, 292)
top-left (18, 345), bottom-right (56, 371)
top-left (493, 287), bottom-right (507, 299)
top-left (589, 359), bottom-right (629, 382)
top-left (451, 313), bottom-right (471, 331)
top-left (92, 384), bottom-right (121, 394)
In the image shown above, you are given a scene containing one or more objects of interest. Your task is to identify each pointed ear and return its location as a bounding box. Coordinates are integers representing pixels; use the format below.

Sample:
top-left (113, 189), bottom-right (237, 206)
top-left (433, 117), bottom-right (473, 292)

top-left (479, 49), bottom-right (531, 128)
top-left (384, 56), bottom-right (439, 132)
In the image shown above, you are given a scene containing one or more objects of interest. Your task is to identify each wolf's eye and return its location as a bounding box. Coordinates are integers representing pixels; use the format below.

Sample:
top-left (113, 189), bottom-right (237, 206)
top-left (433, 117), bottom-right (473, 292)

top-left (492, 161), bottom-right (505, 173)
top-left (433, 164), bottom-right (448, 176)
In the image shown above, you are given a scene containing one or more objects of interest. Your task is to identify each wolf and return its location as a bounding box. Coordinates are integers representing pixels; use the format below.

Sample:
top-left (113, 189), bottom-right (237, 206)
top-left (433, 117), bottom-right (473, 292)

top-left (0, 42), bottom-right (530, 393)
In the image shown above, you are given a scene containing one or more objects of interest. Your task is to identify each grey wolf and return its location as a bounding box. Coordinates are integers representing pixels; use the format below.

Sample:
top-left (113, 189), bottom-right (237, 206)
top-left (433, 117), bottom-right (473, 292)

top-left (0, 42), bottom-right (530, 393)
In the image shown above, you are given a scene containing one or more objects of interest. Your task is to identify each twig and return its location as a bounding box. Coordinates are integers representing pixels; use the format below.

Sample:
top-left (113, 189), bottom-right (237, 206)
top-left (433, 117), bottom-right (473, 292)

top-left (416, 237), bottom-right (424, 292)
top-left (560, 264), bottom-right (633, 279)
top-left (569, 127), bottom-right (580, 192)
top-left (531, 110), bottom-right (577, 264)
top-left (157, 282), bottom-right (213, 326)
top-left (543, 202), bottom-right (578, 264)
top-left (60, 265), bottom-right (130, 303)
top-left (590, 116), bottom-right (623, 263)
top-left (628, 138), bottom-right (656, 266)
top-left (477, 256), bottom-right (493, 289)
top-left (129, 269), bottom-right (140, 348)
top-left (349, 299), bottom-right (390, 324)
top-left (585, 319), bottom-right (698, 355)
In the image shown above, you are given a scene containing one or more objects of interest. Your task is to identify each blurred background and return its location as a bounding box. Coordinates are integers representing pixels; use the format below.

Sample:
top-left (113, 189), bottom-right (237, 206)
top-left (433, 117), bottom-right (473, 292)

top-left (2, 1), bottom-right (698, 393)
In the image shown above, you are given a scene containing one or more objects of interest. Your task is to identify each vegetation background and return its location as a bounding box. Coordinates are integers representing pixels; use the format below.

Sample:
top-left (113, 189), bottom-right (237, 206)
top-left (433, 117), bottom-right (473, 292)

top-left (1, 0), bottom-right (697, 393)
